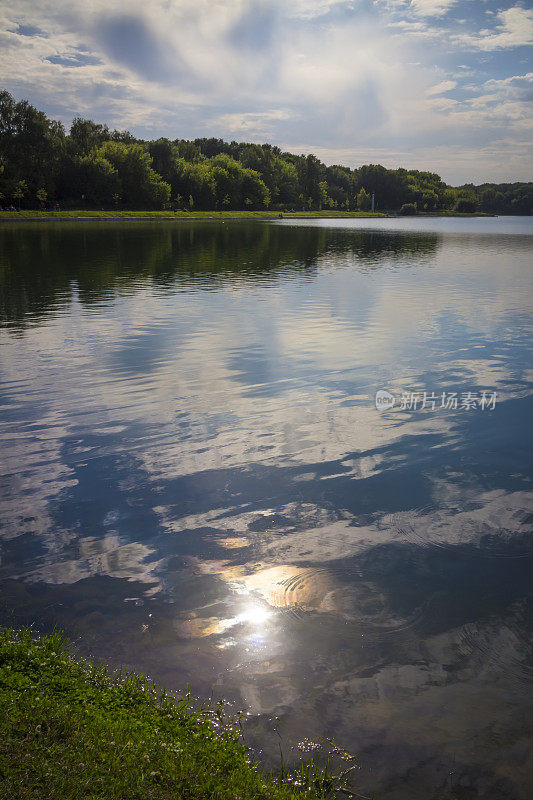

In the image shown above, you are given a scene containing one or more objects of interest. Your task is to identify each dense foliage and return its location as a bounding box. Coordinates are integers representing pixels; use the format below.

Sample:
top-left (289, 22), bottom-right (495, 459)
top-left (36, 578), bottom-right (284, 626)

top-left (1, 90), bottom-right (531, 213)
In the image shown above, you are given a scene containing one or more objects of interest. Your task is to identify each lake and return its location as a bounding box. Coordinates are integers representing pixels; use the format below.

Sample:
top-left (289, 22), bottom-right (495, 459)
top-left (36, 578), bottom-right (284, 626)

top-left (0, 217), bottom-right (532, 799)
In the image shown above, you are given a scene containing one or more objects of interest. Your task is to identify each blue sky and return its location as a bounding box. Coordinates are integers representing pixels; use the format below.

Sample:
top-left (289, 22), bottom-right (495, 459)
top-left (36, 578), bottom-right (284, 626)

top-left (1, 0), bottom-right (531, 183)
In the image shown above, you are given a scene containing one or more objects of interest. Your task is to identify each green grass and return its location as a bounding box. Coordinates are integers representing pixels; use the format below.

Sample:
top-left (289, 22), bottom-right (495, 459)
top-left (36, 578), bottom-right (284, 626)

top-left (0, 209), bottom-right (496, 221)
top-left (417, 210), bottom-right (495, 217)
top-left (0, 209), bottom-right (386, 219)
top-left (0, 628), bottom-right (362, 800)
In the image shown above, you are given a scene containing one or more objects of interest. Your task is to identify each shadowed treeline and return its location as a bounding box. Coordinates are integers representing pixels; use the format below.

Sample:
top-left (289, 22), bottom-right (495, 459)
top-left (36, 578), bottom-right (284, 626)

top-left (0, 221), bottom-right (438, 327)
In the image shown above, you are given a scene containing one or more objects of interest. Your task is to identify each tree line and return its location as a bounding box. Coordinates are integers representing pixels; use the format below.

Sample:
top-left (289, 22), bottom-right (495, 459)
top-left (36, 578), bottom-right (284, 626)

top-left (1, 90), bottom-right (531, 214)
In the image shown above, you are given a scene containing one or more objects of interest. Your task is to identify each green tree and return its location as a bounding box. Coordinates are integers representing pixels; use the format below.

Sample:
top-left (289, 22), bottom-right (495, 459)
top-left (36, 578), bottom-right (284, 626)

top-left (454, 197), bottom-right (478, 213)
top-left (356, 187), bottom-right (371, 210)
top-left (69, 118), bottom-right (109, 156)
top-left (174, 140), bottom-right (202, 162)
top-left (72, 152), bottom-right (119, 206)
top-left (355, 164), bottom-right (406, 209)
top-left (273, 158), bottom-right (299, 207)
top-left (318, 181), bottom-right (336, 209)
top-left (326, 165), bottom-right (354, 209)
top-left (171, 159), bottom-right (216, 209)
top-left (210, 155), bottom-right (240, 209)
top-left (241, 167), bottom-right (270, 209)
top-left (294, 154), bottom-right (324, 208)
top-left (13, 180), bottom-right (27, 209)
top-left (148, 139), bottom-right (176, 183)
top-left (405, 170), bottom-right (448, 210)
top-left (0, 90), bottom-right (65, 200)
top-left (97, 142), bottom-right (170, 208)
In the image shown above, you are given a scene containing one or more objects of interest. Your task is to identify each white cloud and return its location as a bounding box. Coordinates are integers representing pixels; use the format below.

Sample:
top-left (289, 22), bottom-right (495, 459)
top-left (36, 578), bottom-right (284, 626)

top-left (285, 0), bottom-right (352, 19)
top-left (427, 79), bottom-right (457, 95)
top-left (211, 109), bottom-right (294, 137)
top-left (410, 0), bottom-right (457, 17)
top-left (483, 71), bottom-right (533, 91)
top-left (456, 6), bottom-right (533, 51)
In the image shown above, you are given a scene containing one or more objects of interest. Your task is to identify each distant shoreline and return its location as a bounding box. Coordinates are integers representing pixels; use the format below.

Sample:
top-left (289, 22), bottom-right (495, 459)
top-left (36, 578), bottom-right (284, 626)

top-left (0, 209), bottom-right (497, 222)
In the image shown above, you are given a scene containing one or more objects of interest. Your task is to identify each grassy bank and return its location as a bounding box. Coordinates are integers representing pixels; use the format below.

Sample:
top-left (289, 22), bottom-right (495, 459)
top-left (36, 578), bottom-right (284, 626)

top-left (0, 629), bottom-right (356, 800)
top-left (0, 209), bottom-right (498, 222)
top-left (0, 209), bottom-right (386, 220)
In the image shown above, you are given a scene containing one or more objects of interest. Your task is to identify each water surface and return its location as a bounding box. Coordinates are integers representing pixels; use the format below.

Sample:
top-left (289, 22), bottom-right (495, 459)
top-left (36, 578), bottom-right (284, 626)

top-left (0, 217), bottom-right (532, 799)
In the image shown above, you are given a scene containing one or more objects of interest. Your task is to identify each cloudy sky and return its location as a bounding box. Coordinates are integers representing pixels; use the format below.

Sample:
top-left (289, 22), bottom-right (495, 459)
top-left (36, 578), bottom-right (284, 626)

top-left (1, 0), bottom-right (532, 183)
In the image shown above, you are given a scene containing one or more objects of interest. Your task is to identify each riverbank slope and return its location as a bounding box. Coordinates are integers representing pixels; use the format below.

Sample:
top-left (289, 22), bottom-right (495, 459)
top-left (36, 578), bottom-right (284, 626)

top-left (0, 628), bottom-right (345, 800)
top-left (0, 209), bottom-right (495, 221)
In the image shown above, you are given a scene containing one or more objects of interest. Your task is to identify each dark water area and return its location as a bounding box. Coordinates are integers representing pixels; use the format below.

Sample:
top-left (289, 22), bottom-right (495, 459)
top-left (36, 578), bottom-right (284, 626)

top-left (0, 217), bottom-right (532, 799)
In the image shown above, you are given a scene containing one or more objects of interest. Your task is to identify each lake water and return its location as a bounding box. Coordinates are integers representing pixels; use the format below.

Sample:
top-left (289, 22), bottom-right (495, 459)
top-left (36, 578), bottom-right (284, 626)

top-left (0, 217), bottom-right (532, 799)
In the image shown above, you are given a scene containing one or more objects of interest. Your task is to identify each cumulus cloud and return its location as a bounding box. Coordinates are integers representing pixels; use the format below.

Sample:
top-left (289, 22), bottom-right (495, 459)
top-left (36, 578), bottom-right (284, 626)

top-left (410, 0), bottom-right (457, 18)
top-left (212, 109), bottom-right (295, 137)
top-left (456, 6), bottom-right (533, 51)
top-left (427, 79), bottom-right (457, 95)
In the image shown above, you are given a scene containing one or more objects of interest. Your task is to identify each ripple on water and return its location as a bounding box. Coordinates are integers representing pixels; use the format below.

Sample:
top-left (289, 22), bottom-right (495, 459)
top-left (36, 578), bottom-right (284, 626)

top-left (451, 608), bottom-right (533, 690)
top-left (186, 558), bottom-right (430, 635)
top-left (380, 500), bottom-right (533, 558)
